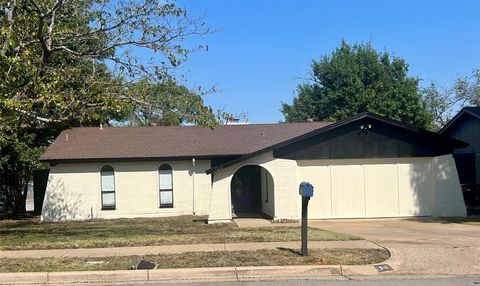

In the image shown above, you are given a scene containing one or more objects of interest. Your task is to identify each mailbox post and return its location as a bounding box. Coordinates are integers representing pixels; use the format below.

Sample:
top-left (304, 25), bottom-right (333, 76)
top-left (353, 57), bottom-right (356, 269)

top-left (299, 182), bottom-right (314, 256)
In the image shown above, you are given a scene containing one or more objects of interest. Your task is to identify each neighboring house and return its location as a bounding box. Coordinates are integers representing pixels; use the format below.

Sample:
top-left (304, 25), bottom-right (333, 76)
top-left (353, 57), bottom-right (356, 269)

top-left (40, 113), bottom-right (468, 222)
top-left (439, 106), bottom-right (480, 208)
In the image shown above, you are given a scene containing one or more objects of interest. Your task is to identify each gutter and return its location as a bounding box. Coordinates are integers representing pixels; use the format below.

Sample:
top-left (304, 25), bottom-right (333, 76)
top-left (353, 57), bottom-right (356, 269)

top-left (192, 158), bottom-right (196, 216)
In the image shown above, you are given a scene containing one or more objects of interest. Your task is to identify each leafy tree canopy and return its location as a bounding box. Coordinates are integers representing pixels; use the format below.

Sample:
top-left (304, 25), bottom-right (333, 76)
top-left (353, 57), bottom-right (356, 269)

top-left (0, 0), bottom-right (220, 214)
top-left (420, 82), bottom-right (454, 130)
top-left (0, 0), bottom-right (218, 143)
top-left (282, 41), bottom-right (433, 129)
top-left (125, 79), bottom-right (219, 127)
top-left (454, 68), bottom-right (480, 106)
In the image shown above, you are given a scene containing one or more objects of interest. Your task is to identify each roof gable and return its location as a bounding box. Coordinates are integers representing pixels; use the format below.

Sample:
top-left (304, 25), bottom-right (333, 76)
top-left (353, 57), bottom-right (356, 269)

top-left (439, 106), bottom-right (480, 134)
top-left (206, 113), bottom-right (467, 174)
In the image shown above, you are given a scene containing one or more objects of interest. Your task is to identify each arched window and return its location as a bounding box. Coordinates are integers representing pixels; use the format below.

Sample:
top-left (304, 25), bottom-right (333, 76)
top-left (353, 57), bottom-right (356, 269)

top-left (159, 164), bottom-right (173, 208)
top-left (100, 165), bottom-right (116, 210)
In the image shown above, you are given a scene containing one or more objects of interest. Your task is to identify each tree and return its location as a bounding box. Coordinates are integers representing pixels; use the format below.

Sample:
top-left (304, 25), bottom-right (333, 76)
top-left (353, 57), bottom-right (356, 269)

top-left (454, 68), bottom-right (480, 106)
top-left (125, 79), bottom-right (218, 127)
top-left (281, 41), bottom-right (433, 129)
top-left (0, 0), bottom-right (219, 214)
top-left (420, 82), bottom-right (454, 130)
top-left (0, 134), bottom-right (44, 214)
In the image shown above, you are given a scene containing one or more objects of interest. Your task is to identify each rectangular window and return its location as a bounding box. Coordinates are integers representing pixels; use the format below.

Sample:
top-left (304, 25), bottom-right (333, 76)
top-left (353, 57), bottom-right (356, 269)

top-left (101, 166), bottom-right (116, 210)
top-left (159, 165), bottom-right (173, 208)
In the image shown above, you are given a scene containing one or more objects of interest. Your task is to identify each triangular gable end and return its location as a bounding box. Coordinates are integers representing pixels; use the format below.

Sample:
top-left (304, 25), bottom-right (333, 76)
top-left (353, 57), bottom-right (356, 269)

top-left (207, 113), bottom-right (467, 174)
top-left (274, 115), bottom-right (461, 160)
top-left (439, 107), bottom-right (480, 135)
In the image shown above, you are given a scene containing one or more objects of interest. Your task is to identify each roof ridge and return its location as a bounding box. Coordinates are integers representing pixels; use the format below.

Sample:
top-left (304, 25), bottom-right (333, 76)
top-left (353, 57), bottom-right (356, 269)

top-left (64, 121), bottom-right (332, 130)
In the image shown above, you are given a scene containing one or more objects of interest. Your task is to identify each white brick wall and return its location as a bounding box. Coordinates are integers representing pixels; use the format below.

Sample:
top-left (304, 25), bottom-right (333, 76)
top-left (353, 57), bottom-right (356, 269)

top-left (41, 153), bottom-right (466, 222)
top-left (208, 151), bottom-right (298, 222)
top-left (41, 160), bottom-right (211, 222)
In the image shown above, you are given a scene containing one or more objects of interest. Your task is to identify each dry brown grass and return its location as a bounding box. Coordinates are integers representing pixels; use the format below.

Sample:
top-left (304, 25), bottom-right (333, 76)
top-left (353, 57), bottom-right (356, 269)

top-left (0, 217), bottom-right (361, 250)
top-left (0, 248), bottom-right (389, 272)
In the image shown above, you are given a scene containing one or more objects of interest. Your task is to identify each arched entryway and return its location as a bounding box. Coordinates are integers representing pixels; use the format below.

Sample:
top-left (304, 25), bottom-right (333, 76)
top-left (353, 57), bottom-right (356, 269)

top-left (230, 165), bottom-right (274, 217)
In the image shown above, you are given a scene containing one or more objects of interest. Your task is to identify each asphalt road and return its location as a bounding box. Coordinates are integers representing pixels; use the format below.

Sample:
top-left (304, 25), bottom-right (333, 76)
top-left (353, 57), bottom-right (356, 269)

top-left (120, 276), bottom-right (480, 286)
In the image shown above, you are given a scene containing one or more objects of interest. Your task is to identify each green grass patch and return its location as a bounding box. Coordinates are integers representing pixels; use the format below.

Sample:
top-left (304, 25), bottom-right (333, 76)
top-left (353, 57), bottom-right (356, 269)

top-left (0, 218), bottom-right (361, 250)
top-left (0, 248), bottom-right (389, 272)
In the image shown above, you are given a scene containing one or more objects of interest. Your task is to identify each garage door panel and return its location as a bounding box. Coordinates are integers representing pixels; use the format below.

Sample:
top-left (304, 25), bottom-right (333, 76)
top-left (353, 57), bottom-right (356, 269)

top-left (298, 158), bottom-right (435, 219)
top-left (331, 164), bottom-right (365, 218)
top-left (297, 162), bottom-right (331, 218)
top-left (398, 161), bottom-right (433, 216)
top-left (365, 164), bottom-right (399, 217)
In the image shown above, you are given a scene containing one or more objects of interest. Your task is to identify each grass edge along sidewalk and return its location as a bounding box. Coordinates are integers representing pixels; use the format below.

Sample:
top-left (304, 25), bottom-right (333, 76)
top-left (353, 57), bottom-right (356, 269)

top-left (0, 248), bottom-right (390, 273)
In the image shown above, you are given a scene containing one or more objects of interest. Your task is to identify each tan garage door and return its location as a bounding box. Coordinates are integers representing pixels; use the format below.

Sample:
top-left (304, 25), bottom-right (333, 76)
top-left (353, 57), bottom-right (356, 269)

top-left (298, 158), bottom-right (434, 219)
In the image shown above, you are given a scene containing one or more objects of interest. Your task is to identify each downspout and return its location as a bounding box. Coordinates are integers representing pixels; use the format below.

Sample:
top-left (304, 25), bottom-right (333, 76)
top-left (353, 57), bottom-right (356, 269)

top-left (192, 158), bottom-right (196, 216)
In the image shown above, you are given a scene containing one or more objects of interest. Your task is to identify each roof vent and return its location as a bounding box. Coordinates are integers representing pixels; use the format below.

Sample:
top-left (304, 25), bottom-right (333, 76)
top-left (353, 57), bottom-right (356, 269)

top-left (226, 118), bottom-right (249, 125)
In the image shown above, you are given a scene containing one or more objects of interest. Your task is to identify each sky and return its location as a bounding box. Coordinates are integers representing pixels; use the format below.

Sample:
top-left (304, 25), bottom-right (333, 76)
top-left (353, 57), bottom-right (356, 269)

top-left (174, 0), bottom-right (480, 123)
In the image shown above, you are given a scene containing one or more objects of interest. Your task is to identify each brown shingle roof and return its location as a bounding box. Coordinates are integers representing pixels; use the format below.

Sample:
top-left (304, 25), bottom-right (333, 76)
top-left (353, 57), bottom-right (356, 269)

top-left (40, 122), bottom-right (332, 162)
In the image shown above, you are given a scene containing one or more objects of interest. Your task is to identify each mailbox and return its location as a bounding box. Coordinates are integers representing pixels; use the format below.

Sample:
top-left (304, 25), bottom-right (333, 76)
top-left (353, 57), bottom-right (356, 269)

top-left (299, 182), bottom-right (314, 198)
top-left (299, 181), bottom-right (314, 256)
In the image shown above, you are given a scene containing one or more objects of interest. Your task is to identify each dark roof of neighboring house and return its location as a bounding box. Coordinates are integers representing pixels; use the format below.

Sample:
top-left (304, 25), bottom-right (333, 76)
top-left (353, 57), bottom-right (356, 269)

top-left (439, 106), bottom-right (480, 134)
top-left (205, 112), bottom-right (469, 174)
top-left (40, 121), bottom-right (332, 162)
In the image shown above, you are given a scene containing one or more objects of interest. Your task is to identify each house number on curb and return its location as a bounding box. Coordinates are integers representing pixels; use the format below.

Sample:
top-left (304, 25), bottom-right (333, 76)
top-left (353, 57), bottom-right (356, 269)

top-left (374, 264), bottom-right (393, 272)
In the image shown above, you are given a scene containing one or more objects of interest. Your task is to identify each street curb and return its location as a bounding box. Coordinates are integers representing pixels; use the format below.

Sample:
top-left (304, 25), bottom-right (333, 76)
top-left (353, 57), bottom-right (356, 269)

top-left (0, 265), bottom-right (346, 285)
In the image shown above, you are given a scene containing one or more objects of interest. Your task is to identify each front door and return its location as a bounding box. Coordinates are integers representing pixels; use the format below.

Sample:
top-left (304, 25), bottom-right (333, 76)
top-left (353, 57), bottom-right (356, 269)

top-left (231, 166), bottom-right (261, 213)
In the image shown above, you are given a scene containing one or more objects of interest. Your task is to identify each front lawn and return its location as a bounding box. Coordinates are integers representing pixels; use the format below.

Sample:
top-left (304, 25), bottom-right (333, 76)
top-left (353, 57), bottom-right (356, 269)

top-left (0, 217), bottom-right (361, 250)
top-left (0, 248), bottom-right (389, 272)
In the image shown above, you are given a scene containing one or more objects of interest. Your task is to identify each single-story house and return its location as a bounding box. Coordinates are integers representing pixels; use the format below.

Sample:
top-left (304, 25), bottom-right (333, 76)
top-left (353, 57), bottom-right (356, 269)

top-left (40, 112), bottom-right (468, 222)
top-left (439, 106), bottom-right (480, 207)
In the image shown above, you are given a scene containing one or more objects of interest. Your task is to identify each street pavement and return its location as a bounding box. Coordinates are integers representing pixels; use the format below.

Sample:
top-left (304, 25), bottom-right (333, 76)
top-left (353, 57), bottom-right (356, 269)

top-left (109, 275), bottom-right (480, 286)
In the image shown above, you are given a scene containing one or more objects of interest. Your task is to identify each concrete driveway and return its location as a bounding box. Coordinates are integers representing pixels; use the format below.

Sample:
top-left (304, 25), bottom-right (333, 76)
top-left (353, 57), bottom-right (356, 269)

top-left (309, 218), bottom-right (480, 276)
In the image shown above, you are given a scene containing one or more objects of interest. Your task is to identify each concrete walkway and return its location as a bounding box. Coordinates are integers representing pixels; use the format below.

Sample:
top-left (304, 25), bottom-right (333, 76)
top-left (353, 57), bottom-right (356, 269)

top-left (233, 217), bottom-right (273, 227)
top-left (308, 218), bottom-right (480, 276)
top-left (0, 240), bottom-right (380, 258)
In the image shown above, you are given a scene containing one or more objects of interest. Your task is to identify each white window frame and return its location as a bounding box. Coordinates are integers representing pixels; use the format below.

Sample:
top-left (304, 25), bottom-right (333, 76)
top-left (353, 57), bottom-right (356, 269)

top-left (159, 164), bottom-right (173, 208)
top-left (100, 165), bottom-right (116, 210)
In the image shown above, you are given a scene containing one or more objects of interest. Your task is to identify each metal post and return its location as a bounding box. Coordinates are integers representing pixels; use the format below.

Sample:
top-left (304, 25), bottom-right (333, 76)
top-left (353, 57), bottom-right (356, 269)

top-left (301, 196), bottom-right (310, 256)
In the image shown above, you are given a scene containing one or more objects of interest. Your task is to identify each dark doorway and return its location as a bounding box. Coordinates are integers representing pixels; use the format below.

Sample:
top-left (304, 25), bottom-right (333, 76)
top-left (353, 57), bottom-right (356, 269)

top-left (230, 165), bottom-right (262, 214)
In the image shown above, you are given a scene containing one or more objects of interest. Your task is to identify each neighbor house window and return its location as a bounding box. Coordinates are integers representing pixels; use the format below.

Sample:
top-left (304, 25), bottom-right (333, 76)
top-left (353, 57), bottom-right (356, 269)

top-left (100, 165), bottom-right (116, 210)
top-left (159, 164), bottom-right (173, 208)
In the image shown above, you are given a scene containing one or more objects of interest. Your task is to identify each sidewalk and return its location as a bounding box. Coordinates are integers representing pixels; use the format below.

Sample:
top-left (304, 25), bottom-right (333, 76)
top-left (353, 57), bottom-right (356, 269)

top-left (0, 240), bottom-right (380, 258)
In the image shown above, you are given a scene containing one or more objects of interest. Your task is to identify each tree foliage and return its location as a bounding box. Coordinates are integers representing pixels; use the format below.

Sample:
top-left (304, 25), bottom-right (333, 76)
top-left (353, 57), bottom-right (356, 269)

top-left (281, 41), bottom-right (433, 129)
top-left (454, 68), bottom-right (480, 106)
top-left (420, 82), bottom-right (454, 130)
top-left (420, 68), bottom-right (480, 131)
top-left (0, 0), bottom-right (219, 214)
top-left (126, 79), bottom-right (218, 126)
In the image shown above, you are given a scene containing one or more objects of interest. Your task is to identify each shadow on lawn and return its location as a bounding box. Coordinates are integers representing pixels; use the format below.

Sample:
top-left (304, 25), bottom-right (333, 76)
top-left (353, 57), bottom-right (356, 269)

top-left (276, 247), bottom-right (302, 256)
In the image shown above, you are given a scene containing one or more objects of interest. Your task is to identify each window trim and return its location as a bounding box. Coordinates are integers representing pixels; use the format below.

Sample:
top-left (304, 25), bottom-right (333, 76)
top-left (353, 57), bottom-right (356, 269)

top-left (100, 165), bottom-right (116, 211)
top-left (159, 164), bottom-right (174, 208)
